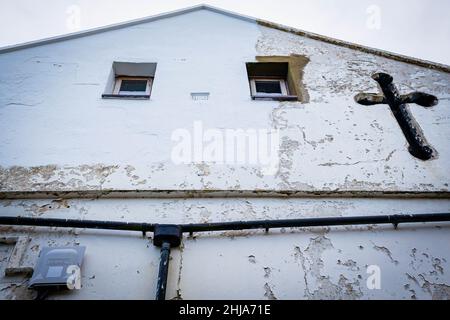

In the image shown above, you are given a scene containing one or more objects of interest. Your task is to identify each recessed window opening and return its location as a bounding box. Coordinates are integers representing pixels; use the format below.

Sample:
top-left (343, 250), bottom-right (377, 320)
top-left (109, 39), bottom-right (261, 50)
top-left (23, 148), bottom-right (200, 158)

top-left (246, 62), bottom-right (296, 101)
top-left (246, 56), bottom-right (310, 102)
top-left (102, 62), bottom-right (157, 100)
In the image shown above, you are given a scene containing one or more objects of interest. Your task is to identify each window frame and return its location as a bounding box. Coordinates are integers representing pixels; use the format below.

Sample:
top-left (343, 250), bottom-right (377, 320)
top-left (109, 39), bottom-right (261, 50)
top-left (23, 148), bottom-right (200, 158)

top-left (249, 76), bottom-right (297, 101)
top-left (246, 61), bottom-right (300, 102)
top-left (250, 77), bottom-right (289, 97)
top-left (113, 76), bottom-right (152, 96)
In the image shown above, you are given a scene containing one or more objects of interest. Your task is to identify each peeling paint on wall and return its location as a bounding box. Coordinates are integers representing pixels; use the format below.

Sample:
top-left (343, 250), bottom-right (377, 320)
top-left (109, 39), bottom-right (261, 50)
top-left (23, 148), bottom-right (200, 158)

top-left (0, 8), bottom-right (449, 300)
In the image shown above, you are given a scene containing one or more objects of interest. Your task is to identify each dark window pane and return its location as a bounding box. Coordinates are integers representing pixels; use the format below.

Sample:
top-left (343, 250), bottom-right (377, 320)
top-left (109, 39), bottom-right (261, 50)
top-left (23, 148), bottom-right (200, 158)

top-left (120, 80), bottom-right (147, 92)
top-left (255, 81), bottom-right (282, 94)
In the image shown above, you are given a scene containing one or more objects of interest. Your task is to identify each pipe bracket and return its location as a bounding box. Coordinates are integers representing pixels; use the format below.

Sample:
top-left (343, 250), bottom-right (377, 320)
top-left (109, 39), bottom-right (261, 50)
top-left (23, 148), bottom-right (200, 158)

top-left (153, 224), bottom-right (182, 248)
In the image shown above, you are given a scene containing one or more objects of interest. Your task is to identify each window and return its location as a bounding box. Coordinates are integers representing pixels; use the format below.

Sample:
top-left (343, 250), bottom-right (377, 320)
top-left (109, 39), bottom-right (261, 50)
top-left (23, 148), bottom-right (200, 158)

top-left (250, 78), bottom-right (289, 96)
top-left (102, 62), bottom-right (157, 99)
top-left (246, 62), bottom-right (297, 101)
top-left (246, 57), bottom-right (309, 102)
top-left (113, 77), bottom-right (152, 96)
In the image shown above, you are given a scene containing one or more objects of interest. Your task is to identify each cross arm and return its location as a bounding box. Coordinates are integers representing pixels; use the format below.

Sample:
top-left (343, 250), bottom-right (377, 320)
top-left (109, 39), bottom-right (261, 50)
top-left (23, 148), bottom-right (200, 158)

top-left (400, 92), bottom-right (439, 107)
top-left (354, 93), bottom-right (387, 105)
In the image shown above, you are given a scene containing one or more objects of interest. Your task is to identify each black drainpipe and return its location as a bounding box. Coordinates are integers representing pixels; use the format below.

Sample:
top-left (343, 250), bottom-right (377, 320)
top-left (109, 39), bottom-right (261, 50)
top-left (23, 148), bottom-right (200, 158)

top-left (1, 213), bottom-right (450, 300)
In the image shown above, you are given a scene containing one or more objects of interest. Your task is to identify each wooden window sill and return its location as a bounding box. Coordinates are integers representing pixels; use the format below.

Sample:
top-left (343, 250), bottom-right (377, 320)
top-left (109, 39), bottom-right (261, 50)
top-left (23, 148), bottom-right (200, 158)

top-left (251, 94), bottom-right (298, 101)
top-left (102, 94), bottom-right (150, 100)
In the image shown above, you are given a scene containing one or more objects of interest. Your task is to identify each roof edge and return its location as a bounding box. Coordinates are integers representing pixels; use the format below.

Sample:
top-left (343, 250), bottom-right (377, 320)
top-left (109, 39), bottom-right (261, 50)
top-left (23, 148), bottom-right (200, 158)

top-left (0, 4), bottom-right (449, 73)
top-left (0, 4), bottom-right (209, 54)
top-left (257, 19), bottom-right (450, 73)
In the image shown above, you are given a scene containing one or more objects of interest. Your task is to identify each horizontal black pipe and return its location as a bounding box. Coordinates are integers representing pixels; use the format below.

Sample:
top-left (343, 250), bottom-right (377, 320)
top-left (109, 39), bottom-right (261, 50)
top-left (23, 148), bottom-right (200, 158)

top-left (4, 213), bottom-right (447, 302)
top-left (0, 216), bottom-right (155, 232)
top-left (0, 213), bottom-right (449, 234)
top-left (180, 213), bottom-right (450, 232)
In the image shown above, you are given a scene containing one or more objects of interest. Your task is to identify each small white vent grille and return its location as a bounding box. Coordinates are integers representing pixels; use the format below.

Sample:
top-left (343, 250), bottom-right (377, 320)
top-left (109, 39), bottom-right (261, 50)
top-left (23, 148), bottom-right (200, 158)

top-left (191, 92), bottom-right (210, 101)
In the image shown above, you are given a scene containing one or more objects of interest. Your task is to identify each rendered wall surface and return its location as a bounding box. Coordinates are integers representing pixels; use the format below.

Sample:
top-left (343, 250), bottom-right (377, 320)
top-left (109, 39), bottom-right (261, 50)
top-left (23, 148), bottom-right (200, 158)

top-left (0, 9), bottom-right (449, 299)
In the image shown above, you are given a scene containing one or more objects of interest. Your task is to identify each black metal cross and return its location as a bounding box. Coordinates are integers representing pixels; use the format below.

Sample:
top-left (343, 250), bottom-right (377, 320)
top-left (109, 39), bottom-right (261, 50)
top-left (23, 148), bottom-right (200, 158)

top-left (355, 73), bottom-right (438, 160)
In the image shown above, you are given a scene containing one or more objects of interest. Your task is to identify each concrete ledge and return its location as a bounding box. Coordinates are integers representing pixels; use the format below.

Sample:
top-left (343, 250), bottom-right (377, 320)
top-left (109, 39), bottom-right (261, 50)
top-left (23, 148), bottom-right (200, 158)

top-left (1, 189), bottom-right (450, 200)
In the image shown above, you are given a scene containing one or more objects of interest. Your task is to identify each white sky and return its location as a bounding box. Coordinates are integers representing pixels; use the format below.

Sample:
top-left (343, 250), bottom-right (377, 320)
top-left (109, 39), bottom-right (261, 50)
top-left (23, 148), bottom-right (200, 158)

top-left (1, 0), bottom-right (449, 65)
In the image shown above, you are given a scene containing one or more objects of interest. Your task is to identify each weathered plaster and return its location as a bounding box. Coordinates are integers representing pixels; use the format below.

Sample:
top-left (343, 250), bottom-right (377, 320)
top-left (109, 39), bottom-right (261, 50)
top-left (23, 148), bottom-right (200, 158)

top-left (1, 197), bottom-right (450, 300)
top-left (0, 9), bottom-right (449, 194)
top-left (0, 8), bottom-right (449, 300)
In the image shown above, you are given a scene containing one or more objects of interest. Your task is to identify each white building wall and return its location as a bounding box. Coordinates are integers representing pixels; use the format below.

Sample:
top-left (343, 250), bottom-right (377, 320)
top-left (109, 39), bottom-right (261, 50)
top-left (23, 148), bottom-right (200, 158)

top-left (0, 8), bottom-right (449, 299)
